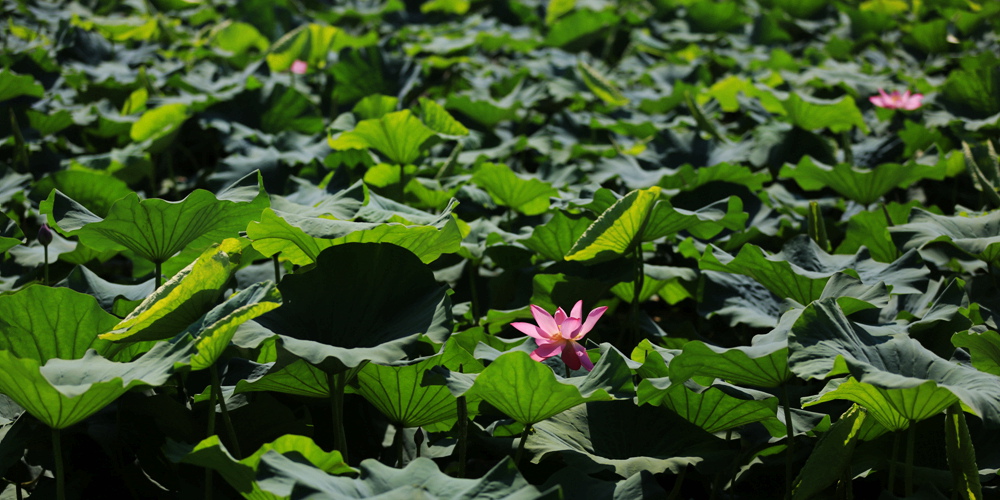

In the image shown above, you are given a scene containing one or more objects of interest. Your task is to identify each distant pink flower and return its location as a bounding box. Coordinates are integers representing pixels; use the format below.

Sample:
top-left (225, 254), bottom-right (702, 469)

top-left (290, 60), bottom-right (308, 75)
top-left (869, 89), bottom-right (923, 110)
top-left (511, 301), bottom-right (607, 371)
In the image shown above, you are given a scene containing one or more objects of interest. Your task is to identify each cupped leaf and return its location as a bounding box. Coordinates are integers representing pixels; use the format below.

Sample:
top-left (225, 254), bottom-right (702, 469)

top-left (168, 434), bottom-right (354, 500)
top-left (255, 454), bottom-right (553, 499)
top-left (668, 339), bottom-right (790, 388)
top-left (31, 170), bottom-right (134, 218)
top-left (780, 156), bottom-right (947, 205)
top-left (43, 171), bottom-right (268, 266)
top-left (328, 110), bottom-right (437, 165)
top-left (528, 401), bottom-right (728, 478)
top-left (789, 299), bottom-right (1000, 427)
top-left (523, 211), bottom-right (594, 261)
top-left (890, 208), bottom-right (1000, 265)
top-left (565, 187), bottom-right (661, 263)
top-left (638, 378), bottom-right (784, 436)
top-left (803, 377), bottom-right (952, 431)
top-left (101, 239), bottom-right (248, 343)
top-left (952, 330), bottom-right (1000, 377)
top-left (791, 405), bottom-right (866, 500)
top-left (186, 282), bottom-right (282, 371)
top-left (471, 163), bottom-right (558, 216)
top-left (246, 204), bottom-right (462, 265)
top-left (642, 196), bottom-right (747, 241)
top-left (466, 350), bottom-right (615, 425)
top-left (253, 243), bottom-right (452, 374)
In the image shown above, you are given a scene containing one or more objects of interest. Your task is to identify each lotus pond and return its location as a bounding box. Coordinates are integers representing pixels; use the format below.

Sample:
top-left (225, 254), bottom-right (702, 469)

top-left (1, 0), bottom-right (1000, 498)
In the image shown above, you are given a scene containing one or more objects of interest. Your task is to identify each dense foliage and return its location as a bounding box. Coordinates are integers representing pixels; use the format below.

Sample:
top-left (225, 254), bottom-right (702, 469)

top-left (2, 0), bottom-right (1000, 498)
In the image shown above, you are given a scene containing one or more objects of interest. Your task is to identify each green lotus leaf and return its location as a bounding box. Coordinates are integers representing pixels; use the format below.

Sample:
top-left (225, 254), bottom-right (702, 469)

top-left (522, 211), bottom-right (593, 261)
top-left (255, 455), bottom-right (553, 499)
top-left (101, 239), bottom-right (248, 343)
top-left (130, 103), bottom-right (189, 143)
top-left (700, 236), bottom-right (927, 306)
top-left (668, 339), bottom-right (790, 388)
top-left (952, 330), bottom-right (1000, 377)
top-left (565, 187), bottom-right (661, 263)
top-left (789, 299), bottom-right (1000, 427)
top-left (246, 204), bottom-right (461, 265)
top-left (266, 23), bottom-right (376, 73)
top-left (642, 196), bottom-right (747, 241)
top-left (577, 61), bottom-right (628, 107)
top-left (235, 358), bottom-right (331, 398)
top-left (781, 93), bottom-right (868, 134)
top-left (890, 208), bottom-right (1000, 265)
top-left (42, 171), bottom-right (268, 267)
top-left (802, 377), bottom-right (947, 432)
top-left (471, 163), bottom-right (558, 216)
top-left (544, 9), bottom-right (619, 48)
top-left (945, 403), bottom-right (983, 500)
top-left (355, 338), bottom-right (481, 429)
top-left (528, 401), bottom-right (728, 478)
top-left (445, 94), bottom-right (521, 128)
top-left (466, 350), bottom-right (615, 425)
top-left (63, 265), bottom-right (154, 314)
top-left (791, 404), bottom-right (866, 500)
top-left (0, 69), bottom-right (44, 102)
top-left (253, 243), bottom-right (452, 374)
top-left (168, 434), bottom-right (354, 500)
top-left (186, 282), bottom-right (282, 371)
top-left (208, 21), bottom-right (269, 68)
top-left (836, 201), bottom-right (919, 263)
top-left (638, 378), bottom-right (784, 436)
top-left (0, 212), bottom-right (23, 254)
top-left (328, 110), bottom-right (437, 165)
top-left (657, 162), bottom-right (772, 193)
top-left (31, 170), bottom-right (133, 218)
top-left (0, 286), bottom-right (193, 428)
top-left (779, 156), bottom-right (947, 205)
top-left (611, 265), bottom-right (695, 304)
top-left (419, 98), bottom-right (469, 136)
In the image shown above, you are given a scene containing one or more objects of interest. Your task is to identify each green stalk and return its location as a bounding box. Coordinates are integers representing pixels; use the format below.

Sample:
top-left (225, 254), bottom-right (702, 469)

top-left (329, 372), bottom-right (349, 463)
top-left (513, 424), bottom-right (531, 466)
top-left (272, 253), bottom-right (281, 282)
top-left (456, 395), bottom-right (468, 478)
top-left (212, 368), bottom-right (242, 459)
top-left (888, 431), bottom-right (901, 494)
top-left (205, 373), bottom-right (217, 500)
top-left (52, 428), bottom-right (65, 500)
top-left (905, 424), bottom-right (915, 497)
top-left (467, 262), bottom-right (481, 321)
top-left (781, 384), bottom-right (796, 500)
top-left (839, 130), bottom-right (854, 166)
top-left (154, 261), bottom-right (162, 290)
top-left (43, 245), bottom-right (49, 286)
top-left (667, 466), bottom-right (688, 500)
top-left (393, 423), bottom-right (405, 467)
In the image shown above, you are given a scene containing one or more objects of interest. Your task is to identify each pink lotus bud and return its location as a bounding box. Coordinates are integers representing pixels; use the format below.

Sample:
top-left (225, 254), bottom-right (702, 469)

top-left (290, 60), bottom-right (308, 75)
top-left (37, 224), bottom-right (53, 246)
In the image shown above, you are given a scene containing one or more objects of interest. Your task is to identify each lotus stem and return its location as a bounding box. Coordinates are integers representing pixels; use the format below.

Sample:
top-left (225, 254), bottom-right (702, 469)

top-left (329, 371), bottom-right (349, 463)
top-left (456, 395), bottom-right (468, 478)
top-left (840, 130), bottom-right (854, 166)
top-left (154, 261), bottom-right (162, 290)
top-left (467, 262), bottom-right (481, 321)
top-left (212, 368), bottom-right (242, 459)
top-left (905, 424), bottom-right (915, 496)
top-left (393, 423), bottom-right (405, 468)
top-left (781, 384), bottom-right (795, 500)
top-left (52, 428), bottom-right (65, 500)
top-left (667, 466), bottom-right (687, 500)
top-left (205, 370), bottom-right (218, 500)
top-left (272, 253), bottom-right (281, 282)
top-left (889, 431), bottom-right (901, 494)
top-left (42, 245), bottom-right (49, 286)
top-left (513, 423), bottom-right (531, 467)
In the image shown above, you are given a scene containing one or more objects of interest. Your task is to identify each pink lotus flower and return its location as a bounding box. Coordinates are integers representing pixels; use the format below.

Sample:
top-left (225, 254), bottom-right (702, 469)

top-left (869, 89), bottom-right (923, 110)
top-left (290, 60), bottom-right (308, 75)
top-left (511, 301), bottom-right (608, 371)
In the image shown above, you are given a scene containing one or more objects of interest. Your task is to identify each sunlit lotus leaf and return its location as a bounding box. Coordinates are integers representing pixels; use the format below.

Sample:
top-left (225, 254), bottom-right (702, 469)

top-left (577, 61), bottom-right (628, 107)
top-left (668, 339), bottom-right (790, 388)
top-left (890, 208), bottom-right (1000, 265)
top-left (944, 403), bottom-right (984, 500)
top-left (419, 98), bottom-right (469, 136)
top-left (789, 298), bottom-right (1000, 427)
top-left (100, 239), bottom-right (248, 343)
top-left (471, 163), bottom-right (558, 216)
top-left (528, 401), bottom-right (728, 478)
top-left (804, 377), bottom-right (949, 432)
top-left (186, 282), bottom-right (282, 371)
top-left (782, 93), bottom-right (868, 134)
top-left (544, 9), bottom-right (619, 48)
top-left (246, 203), bottom-right (462, 265)
top-left (611, 264), bottom-right (695, 304)
top-left (235, 358), bottom-right (331, 398)
top-left (836, 201), bottom-right (919, 263)
top-left (565, 187), bottom-right (661, 263)
top-left (791, 405), bottom-right (866, 500)
top-left (0, 69), bottom-right (43, 102)
top-left (657, 162), bottom-right (772, 192)
top-left (523, 211), bottom-right (593, 261)
top-left (31, 170), bottom-right (133, 218)
top-left (130, 103), bottom-right (189, 143)
top-left (780, 156), bottom-right (947, 205)
top-left (0, 286), bottom-right (193, 429)
top-left (328, 110), bottom-right (437, 165)
top-left (168, 434), bottom-right (354, 500)
top-left (255, 455), bottom-right (553, 499)
top-left (266, 23), bottom-right (377, 73)
top-left (638, 378), bottom-right (784, 436)
top-left (355, 338), bottom-right (481, 430)
top-left (462, 349), bottom-right (621, 425)
top-left (700, 236), bottom-right (927, 305)
top-left (43, 171), bottom-right (268, 266)
top-left (952, 330), bottom-right (1000, 377)
top-left (251, 243), bottom-right (452, 374)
